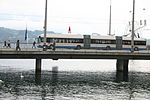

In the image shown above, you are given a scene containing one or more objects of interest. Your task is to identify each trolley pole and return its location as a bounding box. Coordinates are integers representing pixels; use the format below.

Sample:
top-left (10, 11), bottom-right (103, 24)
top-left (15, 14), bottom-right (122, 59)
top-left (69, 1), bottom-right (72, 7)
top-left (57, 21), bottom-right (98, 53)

top-left (43, 0), bottom-right (47, 51)
top-left (131, 0), bottom-right (135, 53)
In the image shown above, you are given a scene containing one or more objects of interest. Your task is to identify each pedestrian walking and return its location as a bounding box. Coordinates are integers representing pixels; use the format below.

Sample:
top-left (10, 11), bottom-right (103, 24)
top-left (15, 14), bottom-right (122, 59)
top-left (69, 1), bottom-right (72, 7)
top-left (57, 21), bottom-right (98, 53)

top-left (7, 40), bottom-right (11, 48)
top-left (16, 40), bottom-right (21, 51)
top-left (32, 41), bottom-right (36, 48)
top-left (3, 41), bottom-right (7, 48)
top-left (52, 40), bottom-right (56, 51)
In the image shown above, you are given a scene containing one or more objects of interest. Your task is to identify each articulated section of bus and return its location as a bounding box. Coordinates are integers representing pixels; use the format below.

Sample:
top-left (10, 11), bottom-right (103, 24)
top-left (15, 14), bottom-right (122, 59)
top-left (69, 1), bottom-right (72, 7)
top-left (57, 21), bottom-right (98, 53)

top-left (36, 33), bottom-right (84, 49)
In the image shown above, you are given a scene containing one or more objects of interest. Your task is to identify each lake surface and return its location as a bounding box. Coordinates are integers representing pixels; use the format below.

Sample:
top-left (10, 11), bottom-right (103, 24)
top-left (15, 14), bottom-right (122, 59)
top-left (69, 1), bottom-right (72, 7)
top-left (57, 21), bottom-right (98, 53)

top-left (0, 59), bottom-right (150, 100)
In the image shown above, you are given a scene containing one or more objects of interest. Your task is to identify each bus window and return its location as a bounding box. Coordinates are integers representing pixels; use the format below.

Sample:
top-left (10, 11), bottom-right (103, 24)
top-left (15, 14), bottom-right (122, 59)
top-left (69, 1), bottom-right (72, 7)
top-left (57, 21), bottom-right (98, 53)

top-left (46, 38), bottom-right (51, 43)
top-left (123, 40), bottom-right (131, 45)
top-left (134, 41), bottom-right (146, 45)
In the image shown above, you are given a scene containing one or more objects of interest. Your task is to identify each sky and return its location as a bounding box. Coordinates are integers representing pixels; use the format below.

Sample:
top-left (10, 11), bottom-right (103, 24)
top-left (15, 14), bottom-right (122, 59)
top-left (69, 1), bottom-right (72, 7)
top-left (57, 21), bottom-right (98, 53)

top-left (0, 0), bottom-right (150, 38)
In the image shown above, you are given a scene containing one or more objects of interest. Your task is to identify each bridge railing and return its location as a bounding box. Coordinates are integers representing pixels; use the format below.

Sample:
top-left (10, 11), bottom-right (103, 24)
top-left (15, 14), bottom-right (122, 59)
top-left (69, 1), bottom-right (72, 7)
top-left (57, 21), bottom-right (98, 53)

top-left (0, 42), bottom-right (44, 51)
top-left (0, 42), bottom-right (34, 49)
top-left (0, 42), bottom-right (150, 53)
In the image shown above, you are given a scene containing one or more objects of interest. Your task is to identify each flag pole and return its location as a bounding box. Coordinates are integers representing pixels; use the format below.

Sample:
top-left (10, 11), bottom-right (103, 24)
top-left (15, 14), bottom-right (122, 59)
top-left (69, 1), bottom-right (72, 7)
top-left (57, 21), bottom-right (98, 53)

top-left (26, 26), bottom-right (28, 49)
top-left (25, 24), bottom-right (28, 49)
top-left (24, 16), bottom-right (28, 50)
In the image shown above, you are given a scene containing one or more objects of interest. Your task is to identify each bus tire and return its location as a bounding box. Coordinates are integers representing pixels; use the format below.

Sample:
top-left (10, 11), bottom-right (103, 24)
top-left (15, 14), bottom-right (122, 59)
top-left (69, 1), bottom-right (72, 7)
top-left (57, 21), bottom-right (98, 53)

top-left (106, 46), bottom-right (111, 50)
top-left (76, 45), bottom-right (81, 50)
top-left (134, 47), bottom-right (139, 51)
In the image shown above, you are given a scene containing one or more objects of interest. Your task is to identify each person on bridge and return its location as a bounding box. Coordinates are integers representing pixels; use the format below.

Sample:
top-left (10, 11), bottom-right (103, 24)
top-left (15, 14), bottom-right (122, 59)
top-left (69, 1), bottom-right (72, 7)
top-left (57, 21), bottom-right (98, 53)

top-left (32, 41), bottom-right (36, 48)
top-left (7, 40), bottom-right (11, 48)
top-left (16, 40), bottom-right (21, 51)
top-left (52, 39), bottom-right (56, 51)
top-left (3, 41), bottom-right (7, 48)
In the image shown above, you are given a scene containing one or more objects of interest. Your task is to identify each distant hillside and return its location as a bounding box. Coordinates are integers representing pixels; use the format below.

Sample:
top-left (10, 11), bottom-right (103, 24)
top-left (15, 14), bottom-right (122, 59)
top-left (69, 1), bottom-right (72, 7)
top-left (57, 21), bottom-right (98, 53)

top-left (0, 27), bottom-right (55, 42)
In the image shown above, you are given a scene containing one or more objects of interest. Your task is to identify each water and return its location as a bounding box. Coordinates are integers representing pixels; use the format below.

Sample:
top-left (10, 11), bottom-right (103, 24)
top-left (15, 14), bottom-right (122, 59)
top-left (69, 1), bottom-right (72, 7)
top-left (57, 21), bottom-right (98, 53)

top-left (0, 59), bottom-right (150, 100)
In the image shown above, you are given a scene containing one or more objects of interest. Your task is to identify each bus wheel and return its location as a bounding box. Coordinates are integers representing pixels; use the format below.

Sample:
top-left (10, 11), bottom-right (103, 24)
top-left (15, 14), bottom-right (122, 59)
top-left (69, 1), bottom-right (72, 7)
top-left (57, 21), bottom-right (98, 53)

top-left (76, 45), bottom-right (81, 50)
top-left (106, 46), bottom-right (111, 50)
top-left (134, 47), bottom-right (139, 51)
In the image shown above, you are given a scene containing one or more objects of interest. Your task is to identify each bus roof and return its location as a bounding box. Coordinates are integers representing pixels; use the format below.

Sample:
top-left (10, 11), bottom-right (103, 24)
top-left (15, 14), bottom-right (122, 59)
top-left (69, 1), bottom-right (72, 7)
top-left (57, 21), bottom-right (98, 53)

top-left (123, 36), bottom-right (146, 41)
top-left (39, 33), bottom-right (146, 41)
top-left (40, 33), bottom-right (83, 38)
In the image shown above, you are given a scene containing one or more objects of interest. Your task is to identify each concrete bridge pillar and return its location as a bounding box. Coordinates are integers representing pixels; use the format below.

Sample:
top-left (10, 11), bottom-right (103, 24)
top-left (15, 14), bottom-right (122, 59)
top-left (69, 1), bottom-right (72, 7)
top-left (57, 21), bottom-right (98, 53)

top-left (35, 58), bottom-right (42, 84)
top-left (116, 59), bottom-right (129, 82)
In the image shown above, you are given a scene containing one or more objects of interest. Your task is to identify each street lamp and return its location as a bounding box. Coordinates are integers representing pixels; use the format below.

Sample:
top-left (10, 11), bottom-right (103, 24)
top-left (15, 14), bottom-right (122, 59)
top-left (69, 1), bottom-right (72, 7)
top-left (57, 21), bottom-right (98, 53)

top-left (131, 0), bottom-right (135, 53)
top-left (43, 0), bottom-right (48, 51)
top-left (108, 0), bottom-right (112, 36)
top-left (129, 8), bottom-right (146, 37)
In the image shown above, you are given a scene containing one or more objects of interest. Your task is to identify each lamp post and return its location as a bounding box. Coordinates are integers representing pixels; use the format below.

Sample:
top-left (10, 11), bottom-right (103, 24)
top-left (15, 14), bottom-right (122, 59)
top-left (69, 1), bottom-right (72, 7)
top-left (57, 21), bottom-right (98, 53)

top-left (43, 0), bottom-right (48, 51)
top-left (129, 8), bottom-right (146, 38)
top-left (108, 0), bottom-right (112, 36)
top-left (131, 0), bottom-right (135, 53)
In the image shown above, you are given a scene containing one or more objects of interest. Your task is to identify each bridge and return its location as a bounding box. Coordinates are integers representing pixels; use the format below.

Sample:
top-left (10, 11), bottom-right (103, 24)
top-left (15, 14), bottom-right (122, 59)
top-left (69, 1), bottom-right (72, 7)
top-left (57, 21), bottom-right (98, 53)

top-left (1, 47), bottom-right (150, 82)
top-left (1, 48), bottom-right (150, 59)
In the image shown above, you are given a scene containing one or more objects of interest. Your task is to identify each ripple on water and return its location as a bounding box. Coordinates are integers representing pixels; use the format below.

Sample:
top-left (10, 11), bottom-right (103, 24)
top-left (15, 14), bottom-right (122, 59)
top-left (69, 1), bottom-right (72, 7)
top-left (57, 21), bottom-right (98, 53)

top-left (0, 71), bottom-right (150, 99)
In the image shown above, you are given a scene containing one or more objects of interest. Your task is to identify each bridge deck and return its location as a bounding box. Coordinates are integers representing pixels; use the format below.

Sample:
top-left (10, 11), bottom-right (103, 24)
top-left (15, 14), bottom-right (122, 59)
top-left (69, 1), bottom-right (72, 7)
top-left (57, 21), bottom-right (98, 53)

top-left (1, 48), bottom-right (150, 60)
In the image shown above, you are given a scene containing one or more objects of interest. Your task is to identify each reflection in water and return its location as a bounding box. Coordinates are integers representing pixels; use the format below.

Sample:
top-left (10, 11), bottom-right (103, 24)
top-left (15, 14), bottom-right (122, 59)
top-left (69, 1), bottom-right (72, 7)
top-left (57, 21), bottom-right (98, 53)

top-left (35, 71), bottom-right (41, 85)
top-left (51, 70), bottom-right (58, 100)
top-left (41, 69), bottom-right (58, 100)
top-left (1, 70), bottom-right (150, 99)
top-left (13, 83), bottom-right (19, 100)
top-left (116, 71), bottom-right (128, 82)
top-left (41, 86), bottom-right (47, 100)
